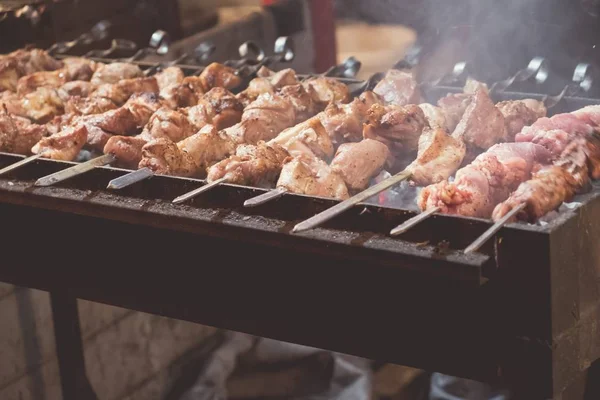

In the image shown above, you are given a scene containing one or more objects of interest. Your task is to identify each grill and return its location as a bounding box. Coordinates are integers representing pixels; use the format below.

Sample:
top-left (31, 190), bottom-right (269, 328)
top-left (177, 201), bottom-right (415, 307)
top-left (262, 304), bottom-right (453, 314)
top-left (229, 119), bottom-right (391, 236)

top-left (2, 19), bottom-right (600, 400)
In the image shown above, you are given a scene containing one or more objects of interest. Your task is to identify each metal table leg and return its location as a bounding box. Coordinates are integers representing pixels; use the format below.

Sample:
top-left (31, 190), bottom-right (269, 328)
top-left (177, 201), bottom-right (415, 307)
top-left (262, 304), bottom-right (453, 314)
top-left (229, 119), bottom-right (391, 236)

top-left (50, 292), bottom-right (98, 400)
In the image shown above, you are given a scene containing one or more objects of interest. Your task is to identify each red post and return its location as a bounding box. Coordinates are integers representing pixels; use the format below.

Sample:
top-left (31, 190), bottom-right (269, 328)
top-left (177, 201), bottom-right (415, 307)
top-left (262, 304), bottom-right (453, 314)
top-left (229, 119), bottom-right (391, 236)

top-left (308, 0), bottom-right (337, 73)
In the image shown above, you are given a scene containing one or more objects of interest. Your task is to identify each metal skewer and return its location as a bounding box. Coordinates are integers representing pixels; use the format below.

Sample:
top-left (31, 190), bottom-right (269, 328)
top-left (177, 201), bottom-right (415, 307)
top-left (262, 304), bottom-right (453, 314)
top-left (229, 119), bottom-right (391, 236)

top-left (34, 154), bottom-right (116, 187)
top-left (48, 20), bottom-right (112, 56)
top-left (107, 167), bottom-right (154, 189)
top-left (292, 170), bottom-right (412, 233)
top-left (172, 177), bottom-right (227, 204)
top-left (244, 187), bottom-right (288, 207)
top-left (0, 154), bottom-right (42, 177)
top-left (463, 203), bottom-right (526, 254)
top-left (389, 206), bottom-right (440, 236)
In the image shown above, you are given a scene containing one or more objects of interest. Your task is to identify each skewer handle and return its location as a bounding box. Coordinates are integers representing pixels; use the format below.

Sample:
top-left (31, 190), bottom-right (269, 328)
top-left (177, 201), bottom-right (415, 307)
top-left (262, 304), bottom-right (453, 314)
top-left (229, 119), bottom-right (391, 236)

top-left (463, 203), bottom-right (527, 254)
top-left (172, 177), bottom-right (227, 204)
top-left (244, 187), bottom-right (288, 207)
top-left (390, 206), bottom-right (440, 236)
top-left (107, 167), bottom-right (154, 190)
top-left (34, 154), bottom-right (116, 187)
top-left (293, 170), bottom-right (412, 233)
top-left (0, 154), bottom-right (42, 177)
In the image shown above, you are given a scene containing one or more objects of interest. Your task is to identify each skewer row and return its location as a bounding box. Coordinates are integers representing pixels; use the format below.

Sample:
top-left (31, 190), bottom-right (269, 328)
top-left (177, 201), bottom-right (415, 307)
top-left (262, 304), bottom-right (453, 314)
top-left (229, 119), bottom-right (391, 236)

top-left (1, 37), bottom-right (597, 255)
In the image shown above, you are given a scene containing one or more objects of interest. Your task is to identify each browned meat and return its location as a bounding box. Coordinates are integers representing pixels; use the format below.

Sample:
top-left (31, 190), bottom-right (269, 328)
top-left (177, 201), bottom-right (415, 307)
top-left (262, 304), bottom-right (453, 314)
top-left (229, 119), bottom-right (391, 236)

top-left (418, 142), bottom-right (552, 218)
top-left (406, 127), bottom-right (467, 186)
top-left (496, 99), bottom-right (547, 141)
top-left (277, 153), bottom-right (350, 200)
top-left (302, 76), bottom-right (350, 105)
top-left (199, 62), bottom-right (242, 92)
top-left (159, 75), bottom-right (205, 109)
top-left (437, 93), bottom-right (471, 133)
top-left (123, 92), bottom-right (164, 127)
top-left (224, 93), bottom-right (297, 145)
top-left (155, 67), bottom-right (185, 93)
top-left (186, 87), bottom-right (243, 130)
top-left (452, 88), bottom-right (506, 152)
top-left (64, 96), bottom-right (117, 116)
top-left (16, 57), bottom-right (97, 95)
top-left (268, 117), bottom-right (334, 160)
top-left (58, 81), bottom-right (94, 98)
top-left (32, 125), bottom-right (88, 161)
top-left (236, 67), bottom-right (298, 106)
top-left (1, 87), bottom-right (64, 123)
top-left (418, 103), bottom-right (449, 131)
top-left (363, 103), bottom-right (427, 153)
top-left (463, 78), bottom-right (488, 95)
top-left (90, 62), bottom-right (142, 86)
top-left (103, 136), bottom-right (149, 169)
top-left (139, 125), bottom-right (235, 176)
top-left (92, 76), bottom-right (159, 105)
top-left (0, 111), bottom-right (49, 154)
top-left (372, 69), bottom-right (420, 106)
top-left (278, 84), bottom-right (321, 123)
top-left (143, 107), bottom-right (198, 142)
top-left (0, 49), bottom-right (63, 92)
top-left (330, 138), bottom-right (393, 191)
top-left (206, 142), bottom-right (289, 187)
top-left (319, 91), bottom-right (382, 144)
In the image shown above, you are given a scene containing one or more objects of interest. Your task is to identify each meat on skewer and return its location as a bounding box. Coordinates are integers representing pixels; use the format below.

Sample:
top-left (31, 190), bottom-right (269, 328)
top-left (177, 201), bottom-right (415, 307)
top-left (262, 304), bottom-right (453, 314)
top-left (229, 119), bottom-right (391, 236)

top-left (418, 142), bottom-right (553, 218)
top-left (493, 106), bottom-right (600, 222)
top-left (0, 49), bottom-right (64, 92)
top-left (210, 70), bottom-right (419, 195)
top-left (16, 57), bottom-right (100, 95)
top-left (106, 87), bottom-right (243, 168)
top-left (140, 75), bottom-right (349, 179)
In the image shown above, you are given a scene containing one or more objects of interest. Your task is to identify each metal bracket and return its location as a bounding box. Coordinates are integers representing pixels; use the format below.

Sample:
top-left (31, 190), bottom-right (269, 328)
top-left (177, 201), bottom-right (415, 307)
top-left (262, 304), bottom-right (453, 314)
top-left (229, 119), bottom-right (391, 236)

top-left (48, 20), bottom-right (111, 56)
top-left (543, 63), bottom-right (596, 109)
top-left (489, 56), bottom-right (549, 94)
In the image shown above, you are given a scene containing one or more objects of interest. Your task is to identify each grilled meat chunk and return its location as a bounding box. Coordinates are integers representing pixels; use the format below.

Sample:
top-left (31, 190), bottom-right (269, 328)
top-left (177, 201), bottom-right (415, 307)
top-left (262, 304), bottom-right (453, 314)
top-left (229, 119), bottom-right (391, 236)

top-left (278, 153), bottom-right (349, 200)
top-left (237, 67), bottom-right (298, 106)
top-left (372, 69), bottom-right (420, 106)
top-left (90, 62), bottom-right (142, 85)
top-left (92, 76), bottom-right (159, 105)
top-left (496, 99), bottom-right (547, 141)
top-left (268, 117), bottom-right (334, 160)
top-left (32, 125), bottom-right (88, 161)
top-left (437, 93), bottom-right (471, 133)
top-left (330, 139), bottom-right (393, 191)
top-left (406, 127), bottom-right (467, 186)
top-left (363, 103), bottom-right (427, 153)
top-left (206, 142), bottom-right (289, 187)
top-left (0, 111), bottom-right (49, 154)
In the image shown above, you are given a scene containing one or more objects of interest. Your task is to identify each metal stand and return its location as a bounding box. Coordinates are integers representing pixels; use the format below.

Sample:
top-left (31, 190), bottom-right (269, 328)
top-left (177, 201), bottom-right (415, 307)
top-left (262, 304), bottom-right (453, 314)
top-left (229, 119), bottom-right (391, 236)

top-left (50, 292), bottom-right (98, 400)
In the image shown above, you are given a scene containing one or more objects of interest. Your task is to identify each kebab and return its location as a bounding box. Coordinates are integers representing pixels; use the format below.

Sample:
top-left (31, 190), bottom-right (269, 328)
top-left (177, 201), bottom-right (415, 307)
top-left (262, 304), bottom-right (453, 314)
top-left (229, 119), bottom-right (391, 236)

top-left (0, 49), bottom-right (64, 92)
top-left (31, 61), bottom-right (304, 186)
top-left (292, 80), bottom-right (546, 233)
top-left (172, 69), bottom-right (416, 204)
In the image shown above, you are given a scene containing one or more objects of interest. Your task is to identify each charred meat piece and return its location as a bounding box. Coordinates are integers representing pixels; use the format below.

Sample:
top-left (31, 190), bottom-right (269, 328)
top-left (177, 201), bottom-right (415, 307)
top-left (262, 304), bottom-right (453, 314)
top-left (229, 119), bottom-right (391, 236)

top-left (0, 49), bottom-right (63, 92)
top-left (1, 87), bottom-right (64, 123)
top-left (372, 69), bottom-right (420, 106)
top-left (496, 99), bottom-right (547, 141)
top-left (206, 142), bottom-right (289, 187)
top-left (16, 57), bottom-right (97, 95)
top-left (225, 93), bottom-right (297, 145)
top-left (278, 153), bottom-right (350, 200)
top-left (437, 93), bottom-right (471, 133)
top-left (65, 96), bottom-right (118, 116)
top-left (319, 91), bottom-right (382, 144)
top-left (160, 75), bottom-right (205, 109)
top-left (452, 88), bottom-right (506, 152)
top-left (302, 76), bottom-right (350, 105)
top-left (139, 125), bottom-right (235, 176)
top-left (199, 62), bottom-right (242, 93)
top-left (90, 62), bottom-right (142, 85)
top-left (123, 92), bottom-right (164, 127)
top-left (330, 139), bottom-right (393, 192)
top-left (406, 127), bottom-right (467, 186)
top-left (268, 117), bottom-right (334, 160)
top-left (92, 76), bottom-right (159, 105)
top-left (58, 81), bottom-right (95, 99)
top-left (237, 67), bottom-right (298, 106)
top-left (363, 103), bottom-right (427, 153)
top-left (186, 87), bottom-right (244, 130)
top-left (32, 125), bottom-right (88, 161)
top-left (0, 111), bottom-right (49, 154)
top-left (418, 142), bottom-right (552, 218)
